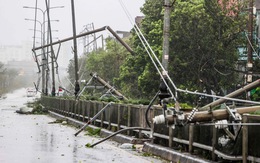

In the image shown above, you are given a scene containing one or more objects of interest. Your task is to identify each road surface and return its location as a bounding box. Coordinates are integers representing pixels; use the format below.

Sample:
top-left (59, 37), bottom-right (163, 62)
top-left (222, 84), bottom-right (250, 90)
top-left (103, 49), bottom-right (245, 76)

top-left (0, 88), bottom-right (168, 163)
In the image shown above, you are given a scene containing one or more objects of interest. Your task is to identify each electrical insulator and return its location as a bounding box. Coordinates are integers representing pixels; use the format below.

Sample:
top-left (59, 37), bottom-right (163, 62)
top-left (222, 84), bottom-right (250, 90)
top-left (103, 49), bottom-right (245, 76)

top-left (215, 120), bottom-right (228, 129)
top-left (187, 108), bottom-right (198, 121)
top-left (153, 115), bottom-right (165, 124)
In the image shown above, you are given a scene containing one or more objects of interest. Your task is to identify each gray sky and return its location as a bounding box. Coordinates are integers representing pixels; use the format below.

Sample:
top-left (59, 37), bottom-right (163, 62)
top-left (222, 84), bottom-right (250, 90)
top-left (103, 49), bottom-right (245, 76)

top-left (0, 0), bottom-right (144, 45)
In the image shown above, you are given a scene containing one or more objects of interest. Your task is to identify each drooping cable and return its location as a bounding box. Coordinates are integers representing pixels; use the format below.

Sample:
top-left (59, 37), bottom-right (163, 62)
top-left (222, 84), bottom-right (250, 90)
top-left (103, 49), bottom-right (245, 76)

top-left (119, 0), bottom-right (177, 98)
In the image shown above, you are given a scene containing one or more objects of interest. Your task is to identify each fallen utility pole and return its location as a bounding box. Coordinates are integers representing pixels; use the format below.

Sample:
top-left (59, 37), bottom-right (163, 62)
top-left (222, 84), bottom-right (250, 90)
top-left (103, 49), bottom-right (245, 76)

top-left (32, 26), bottom-right (134, 54)
top-left (191, 106), bottom-right (259, 123)
top-left (74, 102), bottom-right (113, 136)
top-left (90, 127), bottom-right (150, 147)
top-left (106, 26), bottom-right (133, 54)
top-left (200, 79), bottom-right (260, 111)
top-left (33, 26), bottom-right (106, 50)
top-left (164, 105), bottom-right (260, 124)
top-left (90, 72), bottom-right (128, 101)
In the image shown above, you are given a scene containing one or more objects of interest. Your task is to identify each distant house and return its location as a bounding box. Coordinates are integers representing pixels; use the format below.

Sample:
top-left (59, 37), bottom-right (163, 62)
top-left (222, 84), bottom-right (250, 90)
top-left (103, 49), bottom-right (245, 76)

top-left (135, 16), bottom-right (144, 27)
top-left (116, 31), bottom-right (131, 38)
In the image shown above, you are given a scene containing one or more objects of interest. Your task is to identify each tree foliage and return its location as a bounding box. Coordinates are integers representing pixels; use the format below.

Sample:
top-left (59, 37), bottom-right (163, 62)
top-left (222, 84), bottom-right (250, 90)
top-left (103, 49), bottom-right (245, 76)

top-left (0, 62), bottom-right (19, 95)
top-left (66, 37), bottom-right (131, 97)
top-left (66, 0), bottom-right (249, 104)
top-left (85, 37), bottom-right (130, 85)
top-left (86, 37), bottom-right (129, 83)
top-left (115, 0), bottom-right (165, 99)
top-left (117, 0), bottom-right (248, 103)
top-left (168, 0), bottom-right (247, 103)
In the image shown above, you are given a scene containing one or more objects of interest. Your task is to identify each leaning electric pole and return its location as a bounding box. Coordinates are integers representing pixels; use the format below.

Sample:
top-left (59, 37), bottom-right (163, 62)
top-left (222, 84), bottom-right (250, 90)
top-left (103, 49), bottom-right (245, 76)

top-left (159, 0), bottom-right (173, 99)
top-left (162, 0), bottom-right (171, 75)
top-left (158, 0), bottom-right (172, 101)
top-left (247, 0), bottom-right (254, 66)
top-left (246, 0), bottom-right (254, 98)
top-left (45, 0), bottom-right (56, 96)
top-left (71, 0), bottom-right (80, 96)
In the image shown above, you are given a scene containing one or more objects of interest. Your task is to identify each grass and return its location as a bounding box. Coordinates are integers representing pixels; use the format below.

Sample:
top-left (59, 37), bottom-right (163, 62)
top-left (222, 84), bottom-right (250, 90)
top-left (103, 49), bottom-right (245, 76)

top-left (85, 127), bottom-right (101, 136)
top-left (27, 98), bottom-right (48, 114)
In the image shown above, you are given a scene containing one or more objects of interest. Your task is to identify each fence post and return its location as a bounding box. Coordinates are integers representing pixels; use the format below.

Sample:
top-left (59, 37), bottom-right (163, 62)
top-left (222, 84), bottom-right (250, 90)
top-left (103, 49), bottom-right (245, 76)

top-left (69, 100), bottom-right (73, 118)
top-left (242, 114), bottom-right (248, 163)
top-left (72, 100), bottom-right (76, 118)
top-left (76, 101), bottom-right (80, 120)
top-left (189, 124), bottom-right (194, 153)
top-left (66, 99), bottom-right (70, 116)
top-left (139, 105), bottom-right (144, 138)
top-left (108, 104), bottom-right (112, 130)
top-left (151, 106), bottom-right (155, 143)
top-left (117, 104), bottom-right (121, 131)
top-left (101, 102), bottom-right (104, 128)
top-left (169, 127), bottom-right (174, 148)
top-left (87, 101), bottom-right (90, 121)
top-left (93, 102), bottom-right (97, 125)
top-left (127, 105), bottom-right (131, 135)
top-left (212, 125), bottom-right (217, 160)
top-left (82, 101), bottom-right (85, 122)
top-left (80, 100), bottom-right (83, 120)
top-left (60, 99), bottom-right (63, 115)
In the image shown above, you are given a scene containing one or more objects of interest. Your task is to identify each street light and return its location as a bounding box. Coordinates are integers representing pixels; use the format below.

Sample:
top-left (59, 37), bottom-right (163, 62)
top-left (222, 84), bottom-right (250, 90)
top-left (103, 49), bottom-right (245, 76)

top-left (24, 5), bottom-right (63, 46)
top-left (29, 29), bottom-right (59, 35)
top-left (23, 5), bottom-right (63, 45)
top-left (29, 29), bottom-right (42, 33)
top-left (23, 6), bottom-right (64, 13)
top-left (24, 5), bottom-right (64, 95)
top-left (25, 18), bottom-right (59, 24)
top-left (25, 18), bottom-right (59, 46)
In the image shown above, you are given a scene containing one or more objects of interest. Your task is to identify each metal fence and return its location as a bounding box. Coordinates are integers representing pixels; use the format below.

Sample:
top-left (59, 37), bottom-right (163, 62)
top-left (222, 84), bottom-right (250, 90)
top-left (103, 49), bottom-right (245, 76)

top-left (41, 96), bottom-right (260, 163)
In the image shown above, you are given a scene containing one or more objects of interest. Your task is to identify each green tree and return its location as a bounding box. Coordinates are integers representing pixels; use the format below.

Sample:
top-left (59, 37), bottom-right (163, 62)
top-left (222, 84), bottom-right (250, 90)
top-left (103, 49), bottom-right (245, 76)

top-left (118, 0), bottom-right (248, 104)
top-left (0, 62), bottom-right (19, 95)
top-left (116, 0), bottom-right (164, 99)
top-left (169, 0), bottom-right (247, 103)
top-left (67, 53), bottom-right (90, 84)
top-left (86, 37), bottom-right (128, 82)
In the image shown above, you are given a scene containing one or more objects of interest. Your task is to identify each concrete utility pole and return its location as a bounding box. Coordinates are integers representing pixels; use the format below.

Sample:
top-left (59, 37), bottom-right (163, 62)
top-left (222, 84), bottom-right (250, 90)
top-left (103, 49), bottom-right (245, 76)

top-left (247, 0), bottom-right (254, 86)
top-left (162, 0), bottom-right (171, 74)
top-left (159, 0), bottom-right (172, 100)
top-left (247, 0), bottom-right (254, 65)
top-left (25, 5), bottom-right (63, 95)
top-left (45, 0), bottom-right (56, 96)
top-left (246, 0), bottom-right (254, 101)
top-left (71, 0), bottom-right (80, 96)
top-left (32, 0), bottom-right (45, 94)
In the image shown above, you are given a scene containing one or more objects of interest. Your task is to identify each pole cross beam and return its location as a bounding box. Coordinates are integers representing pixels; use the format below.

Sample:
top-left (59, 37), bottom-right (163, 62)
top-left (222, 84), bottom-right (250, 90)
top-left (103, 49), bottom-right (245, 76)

top-left (32, 26), bottom-right (134, 54)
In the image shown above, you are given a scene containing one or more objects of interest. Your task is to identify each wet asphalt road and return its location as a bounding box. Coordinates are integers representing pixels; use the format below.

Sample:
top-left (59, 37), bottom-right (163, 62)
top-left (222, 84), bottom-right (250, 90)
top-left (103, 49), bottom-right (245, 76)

top-left (0, 89), bottom-right (166, 163)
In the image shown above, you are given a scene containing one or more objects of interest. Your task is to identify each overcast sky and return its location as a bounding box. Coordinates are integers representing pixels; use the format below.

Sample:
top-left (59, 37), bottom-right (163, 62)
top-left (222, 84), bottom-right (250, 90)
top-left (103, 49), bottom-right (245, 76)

top-left (0, 0), bottom-right (144, 46)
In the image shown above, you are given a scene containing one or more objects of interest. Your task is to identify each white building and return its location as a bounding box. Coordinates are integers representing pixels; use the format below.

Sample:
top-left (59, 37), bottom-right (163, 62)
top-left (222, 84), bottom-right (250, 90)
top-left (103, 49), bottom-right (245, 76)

top-left (0, 41), bottom-right (33, 64)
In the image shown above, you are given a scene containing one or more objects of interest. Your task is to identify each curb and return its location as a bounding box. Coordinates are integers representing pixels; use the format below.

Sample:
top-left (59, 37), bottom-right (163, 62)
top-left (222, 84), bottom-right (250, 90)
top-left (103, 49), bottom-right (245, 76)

top-left (143, 142), bottom-right (214, 163)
